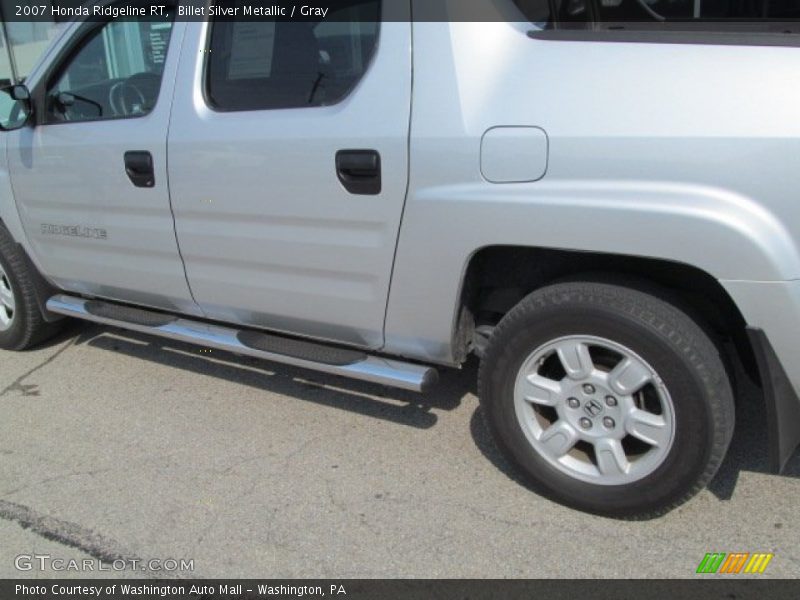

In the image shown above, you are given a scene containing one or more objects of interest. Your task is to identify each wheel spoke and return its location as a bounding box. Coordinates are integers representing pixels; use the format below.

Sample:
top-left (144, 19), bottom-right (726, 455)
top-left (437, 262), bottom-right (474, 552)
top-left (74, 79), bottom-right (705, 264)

top-left (555, 340), bottom-right (594, 380)
top-left (521, 374), bottom-right (563, 406)
top-left (0, 282), bottom-right (13, 311)
top-left (538, 421), bottom-right (579, 458)
top-left (514, 334), bottom-right (676, 485)
top-left (594, 438), bottom-right (630, 476)
top-left (626, 409), bottom-right (670, 447)
top-left (607, 356), bottom-right (652, 395)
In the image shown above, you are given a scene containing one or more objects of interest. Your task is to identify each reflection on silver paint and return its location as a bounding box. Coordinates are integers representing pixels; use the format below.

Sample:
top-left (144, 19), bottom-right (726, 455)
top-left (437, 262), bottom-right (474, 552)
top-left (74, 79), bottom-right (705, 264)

top-left (2, 11), bottom-right (800, 401)
top-left (384, 20), bottom-right (800, 378)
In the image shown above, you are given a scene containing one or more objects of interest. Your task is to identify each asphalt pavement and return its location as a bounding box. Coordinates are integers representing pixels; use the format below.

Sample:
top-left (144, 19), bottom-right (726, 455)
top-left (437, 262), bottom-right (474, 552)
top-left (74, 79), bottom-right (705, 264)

top-left (1, 322), bottom-right (798, 578)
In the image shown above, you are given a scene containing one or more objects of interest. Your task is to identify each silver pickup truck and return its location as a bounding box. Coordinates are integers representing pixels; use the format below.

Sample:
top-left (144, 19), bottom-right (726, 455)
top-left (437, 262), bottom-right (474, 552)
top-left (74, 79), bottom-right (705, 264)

top-left (1, 0), bottom-right (799, 518)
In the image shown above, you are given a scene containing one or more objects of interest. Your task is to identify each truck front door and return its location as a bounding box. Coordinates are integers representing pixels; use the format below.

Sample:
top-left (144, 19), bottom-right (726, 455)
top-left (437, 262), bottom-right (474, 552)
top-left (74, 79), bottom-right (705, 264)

top-left (7, 7), bottom-right (197, 314)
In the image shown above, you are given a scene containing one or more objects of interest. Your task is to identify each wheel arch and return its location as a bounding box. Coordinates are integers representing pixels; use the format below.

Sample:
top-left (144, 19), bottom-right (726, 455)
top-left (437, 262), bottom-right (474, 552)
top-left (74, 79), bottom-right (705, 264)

top-left (455, 244), bottom-right (800, 474)
top-left (457, 246), bottom-right (751, 369)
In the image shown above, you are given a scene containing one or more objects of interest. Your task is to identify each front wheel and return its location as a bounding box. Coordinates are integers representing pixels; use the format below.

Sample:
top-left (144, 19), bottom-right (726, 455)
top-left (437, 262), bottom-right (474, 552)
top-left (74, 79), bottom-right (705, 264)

top-left (0, 225), bottom-right (62, 350)
top-left (478, 281), bottom-right (735, 519)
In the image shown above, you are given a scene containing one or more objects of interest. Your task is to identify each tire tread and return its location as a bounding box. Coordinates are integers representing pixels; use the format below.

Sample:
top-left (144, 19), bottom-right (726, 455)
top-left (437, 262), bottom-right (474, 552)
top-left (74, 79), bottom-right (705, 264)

top-left (478, 281), bottom-right (735, 519)
top-left (0, 225), bottom-right (60, 350)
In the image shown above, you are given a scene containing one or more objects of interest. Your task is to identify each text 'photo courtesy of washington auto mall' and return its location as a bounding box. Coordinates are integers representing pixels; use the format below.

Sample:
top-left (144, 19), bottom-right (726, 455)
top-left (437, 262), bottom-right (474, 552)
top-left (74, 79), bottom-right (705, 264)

top-left (0, 0), bottom-right (799, 595)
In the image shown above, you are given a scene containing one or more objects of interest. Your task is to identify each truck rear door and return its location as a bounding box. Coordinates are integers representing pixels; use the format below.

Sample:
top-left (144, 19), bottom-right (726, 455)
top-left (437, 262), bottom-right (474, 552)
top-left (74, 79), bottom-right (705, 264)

top-left (167, 0), bottom-right (412, 349)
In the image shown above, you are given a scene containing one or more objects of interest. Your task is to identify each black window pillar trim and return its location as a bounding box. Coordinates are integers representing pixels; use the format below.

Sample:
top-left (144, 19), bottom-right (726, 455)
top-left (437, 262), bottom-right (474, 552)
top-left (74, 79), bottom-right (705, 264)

top-left (527, 27), bottom-right (800, 47)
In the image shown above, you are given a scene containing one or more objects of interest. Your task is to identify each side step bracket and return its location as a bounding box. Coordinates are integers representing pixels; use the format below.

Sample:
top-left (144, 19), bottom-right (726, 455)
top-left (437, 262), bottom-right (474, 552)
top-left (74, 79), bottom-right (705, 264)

top-left (46, 295), bottom-right (437, 393)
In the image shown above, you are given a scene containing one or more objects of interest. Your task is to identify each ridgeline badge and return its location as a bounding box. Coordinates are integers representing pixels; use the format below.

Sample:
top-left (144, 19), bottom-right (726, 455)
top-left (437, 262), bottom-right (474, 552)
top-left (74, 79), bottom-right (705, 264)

top-left (41, 224), bottom-right (107, 240)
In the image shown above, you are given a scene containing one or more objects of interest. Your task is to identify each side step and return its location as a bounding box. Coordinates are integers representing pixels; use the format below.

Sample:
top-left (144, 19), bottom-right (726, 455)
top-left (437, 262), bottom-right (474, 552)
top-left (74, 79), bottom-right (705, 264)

top-left (46, 295), bottom-right (438, 393)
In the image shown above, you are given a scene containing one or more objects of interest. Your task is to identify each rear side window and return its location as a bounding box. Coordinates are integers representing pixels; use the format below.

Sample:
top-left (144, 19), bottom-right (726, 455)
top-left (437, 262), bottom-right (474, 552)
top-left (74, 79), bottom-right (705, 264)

top-left (206, 0), bottom-right (380, 112)
top-left (515, 0), bottom-right (800, 29)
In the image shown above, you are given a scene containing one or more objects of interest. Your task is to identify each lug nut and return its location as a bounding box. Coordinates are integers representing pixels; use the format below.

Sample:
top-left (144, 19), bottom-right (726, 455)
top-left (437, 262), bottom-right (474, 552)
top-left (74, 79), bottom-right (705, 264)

top-left (567, 397), bottom-right (580, 409)
top-left (605, 396), bottom-right (618, 407)
top-left (579, 417), bottom-right (593, 430)
top-left (583, 384), bottom-right (596, 395)
top-left (603, 417), bottom-right (616, 429)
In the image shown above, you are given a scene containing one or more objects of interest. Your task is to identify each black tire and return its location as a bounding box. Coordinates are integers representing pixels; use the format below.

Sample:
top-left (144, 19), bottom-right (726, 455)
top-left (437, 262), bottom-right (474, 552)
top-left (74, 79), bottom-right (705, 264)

top-left (0, 225), bottom-right (61, 350)
top-left (478, 281), bottom-right (735, 519)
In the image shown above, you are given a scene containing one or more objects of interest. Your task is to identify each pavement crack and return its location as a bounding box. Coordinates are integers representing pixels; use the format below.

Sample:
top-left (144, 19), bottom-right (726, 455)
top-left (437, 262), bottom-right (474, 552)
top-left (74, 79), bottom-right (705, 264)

top-left (0, 338), bottom-right (76, 398)
top-left (0, 499), bottom-right (137, 565)
top-left (0, 467), bottom-right (114, 498)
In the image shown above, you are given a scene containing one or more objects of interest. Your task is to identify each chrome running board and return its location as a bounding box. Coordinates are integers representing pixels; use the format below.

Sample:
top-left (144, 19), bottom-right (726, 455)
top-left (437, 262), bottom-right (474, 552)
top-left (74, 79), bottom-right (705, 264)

top-left (46, 294), bottom-right (438, 393)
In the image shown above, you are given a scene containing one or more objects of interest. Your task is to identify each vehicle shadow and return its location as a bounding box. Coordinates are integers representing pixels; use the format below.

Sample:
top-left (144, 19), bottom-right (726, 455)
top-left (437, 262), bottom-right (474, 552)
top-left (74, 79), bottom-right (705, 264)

top-left (70, 323), bottom-right (800, 504)
top-left (468, 364), bottom-right (800, 511)
top-left (17, 318), bottom-right (85, 351)
top-left (76, 324), bottom-right (472, 430)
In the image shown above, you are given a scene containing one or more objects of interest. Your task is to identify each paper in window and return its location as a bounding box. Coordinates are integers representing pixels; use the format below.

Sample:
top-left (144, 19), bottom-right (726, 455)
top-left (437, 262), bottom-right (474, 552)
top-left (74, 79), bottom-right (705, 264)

top-left (228, 22), bottom-right (276, 80)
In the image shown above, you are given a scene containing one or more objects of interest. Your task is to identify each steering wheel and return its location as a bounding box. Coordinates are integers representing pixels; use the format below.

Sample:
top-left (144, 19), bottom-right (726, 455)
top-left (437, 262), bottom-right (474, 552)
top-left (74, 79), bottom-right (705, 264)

top-left (109, 78), bottom-right (148, 117)
top-left (110, 72), bottom-right (165, 117)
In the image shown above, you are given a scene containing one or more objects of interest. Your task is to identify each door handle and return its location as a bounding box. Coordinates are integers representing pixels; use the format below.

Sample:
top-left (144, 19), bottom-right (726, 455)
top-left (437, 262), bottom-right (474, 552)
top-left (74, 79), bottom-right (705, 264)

top-left (124, 151), bottom-right (155, 188)
top-left (336, 150), bottom-right (381, 195)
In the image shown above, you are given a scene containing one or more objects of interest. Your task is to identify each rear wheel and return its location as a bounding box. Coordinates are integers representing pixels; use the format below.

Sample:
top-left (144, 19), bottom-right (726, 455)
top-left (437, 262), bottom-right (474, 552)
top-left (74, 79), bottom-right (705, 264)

top-left (0, 225), bottom-right (62, 350)
top-left (478, 281), bottom-right (735, 518)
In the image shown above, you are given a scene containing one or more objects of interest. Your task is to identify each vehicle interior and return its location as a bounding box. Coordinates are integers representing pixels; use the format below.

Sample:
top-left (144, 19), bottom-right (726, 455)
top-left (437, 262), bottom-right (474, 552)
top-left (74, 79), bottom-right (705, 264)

top-left (45, 18), bottom-right (173, 123)
top-left (206, 1), bottom-right (380, 111)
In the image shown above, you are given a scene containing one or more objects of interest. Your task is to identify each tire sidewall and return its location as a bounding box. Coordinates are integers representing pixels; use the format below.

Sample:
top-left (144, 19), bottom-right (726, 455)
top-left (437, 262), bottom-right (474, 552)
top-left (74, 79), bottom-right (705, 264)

top-left (0, 248), bottom-right (25, 349)
top-left (483, 295), bottom-right (722, 516)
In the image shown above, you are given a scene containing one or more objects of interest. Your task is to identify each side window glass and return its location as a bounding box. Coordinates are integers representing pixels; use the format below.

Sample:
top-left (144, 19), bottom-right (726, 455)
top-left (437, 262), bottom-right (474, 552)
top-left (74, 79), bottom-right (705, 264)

top-left (2, 21), bottom-right (65, 82)
top-left (45, 13), bottom-right (173, 124)
top-left (206, 0), bottom-right (380, 112)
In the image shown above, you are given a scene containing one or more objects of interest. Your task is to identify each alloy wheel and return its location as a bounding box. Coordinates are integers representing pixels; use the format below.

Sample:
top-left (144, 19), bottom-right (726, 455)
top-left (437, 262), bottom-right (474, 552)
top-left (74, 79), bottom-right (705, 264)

top-left (513, 335), bottom-right (675, 486)
top-left (0, 262), bottom-right (15, 331)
